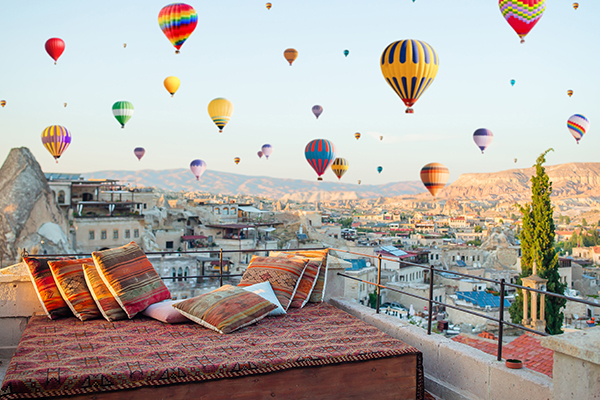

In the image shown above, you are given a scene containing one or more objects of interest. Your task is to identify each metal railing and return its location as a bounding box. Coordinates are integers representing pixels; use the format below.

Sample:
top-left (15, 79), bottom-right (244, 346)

top-left (329, 248), bottom-right (599, 362)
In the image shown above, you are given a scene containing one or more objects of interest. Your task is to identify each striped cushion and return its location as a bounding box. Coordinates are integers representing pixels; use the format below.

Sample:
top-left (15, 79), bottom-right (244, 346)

top-left (270, 249), bottom-right (329, 303)
top-left (24, 257), bottom-right (72, 320)
top-left (173, 285), bottom-right (277, 334)
top-left (82, 263), bottom-right (127, 322)
top-left (270, 251), bottom-right (322, 308)
top-left (48, 258), bottom-right (101, 321)
top-left (237, 255), bottom-right (308, 311)
top-left (92, 242), bottom-right (171, 318)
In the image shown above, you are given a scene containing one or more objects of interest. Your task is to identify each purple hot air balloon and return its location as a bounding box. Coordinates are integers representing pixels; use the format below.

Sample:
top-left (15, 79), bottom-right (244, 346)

top-left (257, 151), bottom-right (263, 158)
top-left (473, 128), bottom-right (494, 154)
top-left (261, 144), bottom-right (273, 159)
top-left (134, 147), bottom-right (145, 161)
top-left (190, 159), bottom-right (207, 181)
top-left (312, 105), bottom-right (323, 119)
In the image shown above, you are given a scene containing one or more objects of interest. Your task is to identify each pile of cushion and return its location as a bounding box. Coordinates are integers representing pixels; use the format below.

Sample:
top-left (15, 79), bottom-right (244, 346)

top-left (25, 243), bottom-right (328, 334)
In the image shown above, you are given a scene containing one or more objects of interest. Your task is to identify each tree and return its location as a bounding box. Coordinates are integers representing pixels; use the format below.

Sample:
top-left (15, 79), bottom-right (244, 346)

top-left (474, 225), bottom-right (483, 233)
top-left (582, 218), bottom-right (588, 226)
top-left (508, 149), bottom-right (567, 335)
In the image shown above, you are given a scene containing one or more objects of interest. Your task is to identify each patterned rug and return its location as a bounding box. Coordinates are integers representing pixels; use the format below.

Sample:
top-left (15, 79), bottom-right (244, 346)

top-left (1, 302), bottom-right (423, 399)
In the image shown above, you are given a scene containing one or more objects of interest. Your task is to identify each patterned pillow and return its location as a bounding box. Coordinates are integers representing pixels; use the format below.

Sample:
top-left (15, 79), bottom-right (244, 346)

top-left (24, 257), bottom-right (72, 319)
top-left (172, 285), bottom-right (277, 334)
top-left (237, 255), bottom-right (308, 311)
top-left (270, 249), bottom-right (329, 303)
top-left (271, 251), bottom-right (322, 308)
top-left (82, 263), bottom-right (128, 322)
top-left (92, 242), bottom-right (171, 318)
top-left (48, 258), bottom-right (102, 321)
top-left (241, 281), bottom-right (286, 316)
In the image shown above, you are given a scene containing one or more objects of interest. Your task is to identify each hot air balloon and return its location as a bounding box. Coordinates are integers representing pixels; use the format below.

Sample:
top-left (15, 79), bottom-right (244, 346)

top-left (284, 48), bottom-right (298, 66)
top-left (112, 101), bottom-right (134, 128)
top-left (567, 114), bottom-right (589, 144)
top-left (164, 76), bottom-right (180, 97)
top-left (358, 180), bottom-right (361, 185)
top-left (45, 38), bottom-right (65, 65)
top-left (158, 3), bottom-right (198, 54)
top-left (380, 39), bottom-right (439, 113)
top-left (208, 98), bottom-right (233, 133)
top-left (514, 158), bottom-right (517, 163)
top-left (354, 132), bottom-right (361, 140)
top-left (344, 49), bottom-right (349, 57)
top-left (1, 100), bottom-right (6, 108)
top-left (190, 159), bottom-right (207, 180)
top-left (123, 43), bottom-right (127, 48)
top-left (573, 2), bottom-right (579, 9)
top-left (305, 139), bottom-right (336, 181)
top-left (567, 90), bottom-right (573, 97)
top-left (134, 147), bottom-right (145, 161)
top-left (262, 144), bottom-right (273, 159)
top-left (499, 0), bottom-right (546, 44)
top-left (510, 79), bottom-right (516, 86)
top-left (331, 158), bottom-right (349, 180)
top-left (377, 166), bottom-right (383, 174)
top-left (266, 2), bottom-right (272, 9)
top-left (234, 157), bottom-right (240, 165)
top-left (420, 163), bottom-right (449, 197)
top-left (41, 125), bottom-right (71, 163)
top-left (63, 103), bottom-right (67, 108)
top-left (257, 151), bottom-right (263, 158)
top-left (379, 136), bottom-right (383, 141)
top-left (312, 105), bottom-right (323, 119)
top-left (473, 128), bottom-right (494, 154)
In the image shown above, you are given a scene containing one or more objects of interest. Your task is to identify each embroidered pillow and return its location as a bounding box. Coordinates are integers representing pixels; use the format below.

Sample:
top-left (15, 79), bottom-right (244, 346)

top-left (271, 249), bottom-right (329, 303)
top-left (237, 255), bottom-right (308, 311)
top-left (82, 263), bottom-right (128, 322)
top-left (173, 285), bottom-right (277, 334)
top-left (142, 300), bottom-right (189, 324)
top-left (92, 242), bottom-right (171, 318)
top-left (24, 257), bottom-right (72, 319)
top-left (48, 258), bottom-right (101, 321)
top-left (241, 281), bottom-right (286, 316)
top-left (271, 251), bottom-right (322, 308)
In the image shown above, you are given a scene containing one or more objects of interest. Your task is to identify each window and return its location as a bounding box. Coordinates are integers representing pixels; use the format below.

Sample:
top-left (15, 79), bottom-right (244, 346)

top-left (177, 267), bottom-right (183, 282)
top-left (101, 230), bottom-right (107, 240)
top-left (430, 254), bottom-right (434, 260)
top-left (477, 255), bottom-right (480, 261)
top-left (184, 267), bottom-right (189, 282)
top-left (451, 256), bottom-right (455, 261)
top-left (125, 229), bottom-right (130, 238)
top-left (144, 204), bottom-right (147, 209)
top-left (223, 208), bottom-right (229, 215)
top-left (58, 190), bottom-right (65, 204)
top-left (215, 208), bottom-right (221, 215)
top-left (134, 229), bottom-right (139, 238)
top-left (82, 193), bottom-right (93, 201)
top-left (166, 241), bottom-right (174, 249)
top-left (113, 229), bottom-right (118, 239)
top-left (89, 230), bottom-right (95, 240)
top-left (436, 254), bottom-right (439, 260)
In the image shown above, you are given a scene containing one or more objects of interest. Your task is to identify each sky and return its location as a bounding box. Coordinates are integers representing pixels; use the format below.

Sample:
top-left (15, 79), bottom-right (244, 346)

top-left (1, 0), bottom-right (599, 186)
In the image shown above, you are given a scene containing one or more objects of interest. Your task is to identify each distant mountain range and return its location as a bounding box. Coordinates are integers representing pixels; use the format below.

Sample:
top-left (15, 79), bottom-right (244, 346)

top-left (84, 162), bottom-right (600, 202)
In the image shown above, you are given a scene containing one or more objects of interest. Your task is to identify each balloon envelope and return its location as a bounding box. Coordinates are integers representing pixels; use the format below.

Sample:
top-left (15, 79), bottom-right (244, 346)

top-left (377, 166), bottom-right (383, 174)
top-left (499, 0), bottom-right (546, 43)
top-left (380, 39), bottom-right (439, 113)
top-left (158, 3), bottom-right (198, 53)
top-left (510, 79), bottom-right (516, 86)
top-left (261, 144), bottom-right (273, 159)
top-left (190, 159), bottom-right (207, 180)
top-left (234, 157), bottom-right (240, 165)
top-left (0, 100), bottom-right (5, 108)
top-left (45, 38), bottom-right (65, 64)
top-left (42, 125), bottom-right (71, 162)
top-left (573, 2), bottom-right (578, 9)
top-left (567, 90), bottom-right (573, 97)
top-left (344, 49), bottom-right (349, 57)
top-left (305, 139), bottom-right (336, 181)
top-left (134, 147), bottom-right (145, 161)
top-left (473, 128), bottom-right (494, 153)
top-left (208, 98), bottom-right (233, 133)
top-left (354, 132), bottom-right (361, 140)
top-left (112, 101), bottom-right (134, 128)
top-left (164, 76), bottom-right (181, 96)
top-left (312, 105), bottom-right (323, 119)
top-left (284, 48), bottom-right (298, 65)
top-left (331, 158), bottom-right (349, 180)
top-left (567, 114), bottom-right (589, 144)
top-left (257, 151), bottom-right (263, 158)
top-left (266, 2), bottom-right (272, 9)
top-left (420, 162), bottom-right (449, 197)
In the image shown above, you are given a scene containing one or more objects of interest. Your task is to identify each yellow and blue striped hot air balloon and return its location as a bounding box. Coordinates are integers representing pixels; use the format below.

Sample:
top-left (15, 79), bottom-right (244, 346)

top-left (41, 125), bottom-right (71, 163)
top-left (380, 39), bottom-right (439, 114)
top-left (208, 98), bottom-right (233, 133)
top-left (331, 157), bottom-right (349, 180)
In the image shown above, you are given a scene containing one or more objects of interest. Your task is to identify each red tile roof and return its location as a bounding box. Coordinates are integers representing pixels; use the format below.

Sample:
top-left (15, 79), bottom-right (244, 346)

top-left (452, 332), bottom-right (553, 377)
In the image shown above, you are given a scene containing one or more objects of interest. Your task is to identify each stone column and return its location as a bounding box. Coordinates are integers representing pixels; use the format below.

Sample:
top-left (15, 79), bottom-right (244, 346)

top-left (522, 289), bottom-right (529, 323)
top-left (540, 293), bottom-right (545, 322)
top-left (531, 290), bottom-right (538, 323)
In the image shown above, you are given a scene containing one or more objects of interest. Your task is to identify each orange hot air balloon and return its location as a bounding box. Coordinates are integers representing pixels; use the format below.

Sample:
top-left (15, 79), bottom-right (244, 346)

top-left (284, 48), bottom-right (298, 66)
top-left (354, 132), bottom-right (361, 140)
top-left (234, 157), bottom-right (240, 165)
top-left (420, 162), bottom-right (449, 197)
top-left (0, 100), bottom-right (6, 108)
top-left (266, 2), bottom-right (272, 9)
top-left (573, 3), bottom-right (579, 10)
top-left (567, 90), bottom-right (573, 97)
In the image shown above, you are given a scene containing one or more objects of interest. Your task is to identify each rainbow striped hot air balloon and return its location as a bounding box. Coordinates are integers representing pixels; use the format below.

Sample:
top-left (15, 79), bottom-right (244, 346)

top-left (380, 39), bottom-right (439, 114)
top-left (42, 125), bottom-right (71, 162)
top-left (567, 114), bottom-right (589, 144)
top-left (158, 3), bottom-right (198, 54)
top-left (473, 128), bottom-right (494, 153)
top-left (208, 98), bottom-right (233, 133)
top-left (234, 157), bottom-right (240, 165)
top-left (499, 0), bottom-right (546, 44)
top-left (305, 139), bottom-right (336, 181)
top-left (354, 132), bottom-right (361, 140)
top-left (0, 100), bottom-right (5, 108)
top-left (567, 90), bottom-right (573, 97)
top-left (420, 162), bottom-right (449, 197)
top-left (112, 101), bottom-right (134, 128)
top-left (331, 158), bottom-right (349, 180)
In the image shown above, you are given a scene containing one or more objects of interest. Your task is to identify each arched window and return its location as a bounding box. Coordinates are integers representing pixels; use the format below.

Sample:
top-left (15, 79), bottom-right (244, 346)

top-left (177, 267), bottom-right (183, 282)
top-left (172, 268), bottom-right (176, 280)
top-left (184, 267), bottom-right (189, 282)
top-left (215, 208), bottom-right (221, 215)
top-left (223, 207), bottom-right (229, 215)
top-left (57, 191), bottom-right (65, 204)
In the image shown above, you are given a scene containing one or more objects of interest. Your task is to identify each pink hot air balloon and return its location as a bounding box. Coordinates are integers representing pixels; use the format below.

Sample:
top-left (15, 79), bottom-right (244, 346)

top-left (261, 144), bottom-right (273, 159)
top-left (45, 38), bottom-right (65, 64)
top-left (257, 151), bottom-right (263, 158)
top-left (134, 147), bottom-right (145, 161)
top-left (190, 159), bottom-right (207, 181)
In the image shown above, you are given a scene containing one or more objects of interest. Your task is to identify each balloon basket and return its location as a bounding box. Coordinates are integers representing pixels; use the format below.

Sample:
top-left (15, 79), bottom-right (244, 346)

top-left (175, 50), bottom-right (180, 54)
top-left (406, 108), bottom-right (414, 114)
top-left (317, 177), bottom-right (323, 181)
top-left (520, 39), bottom-right (525, 44)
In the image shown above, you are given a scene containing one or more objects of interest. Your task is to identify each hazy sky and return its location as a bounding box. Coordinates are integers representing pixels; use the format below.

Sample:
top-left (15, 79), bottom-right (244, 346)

top-left (1, 1), bottom-right (598, 185)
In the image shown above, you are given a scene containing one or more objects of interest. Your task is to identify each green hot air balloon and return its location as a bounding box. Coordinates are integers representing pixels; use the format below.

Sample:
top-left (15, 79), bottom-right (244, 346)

top-left (112, 101), bottom-right (134, 128)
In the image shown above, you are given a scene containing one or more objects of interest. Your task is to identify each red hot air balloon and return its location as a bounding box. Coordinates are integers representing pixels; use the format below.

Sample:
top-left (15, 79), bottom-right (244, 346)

top-left (305, 139), bottom-right (336, 181)
top-left (257, 151), bottom-right (263, 158)
top-left (45, 38), bottom-right (65, 65)
top-left (134, 147), bottom-right (145, 161)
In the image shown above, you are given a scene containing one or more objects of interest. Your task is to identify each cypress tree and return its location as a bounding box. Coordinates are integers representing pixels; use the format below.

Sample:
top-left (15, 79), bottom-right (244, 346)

top-left (508, 149), bottom-right (566, 334)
